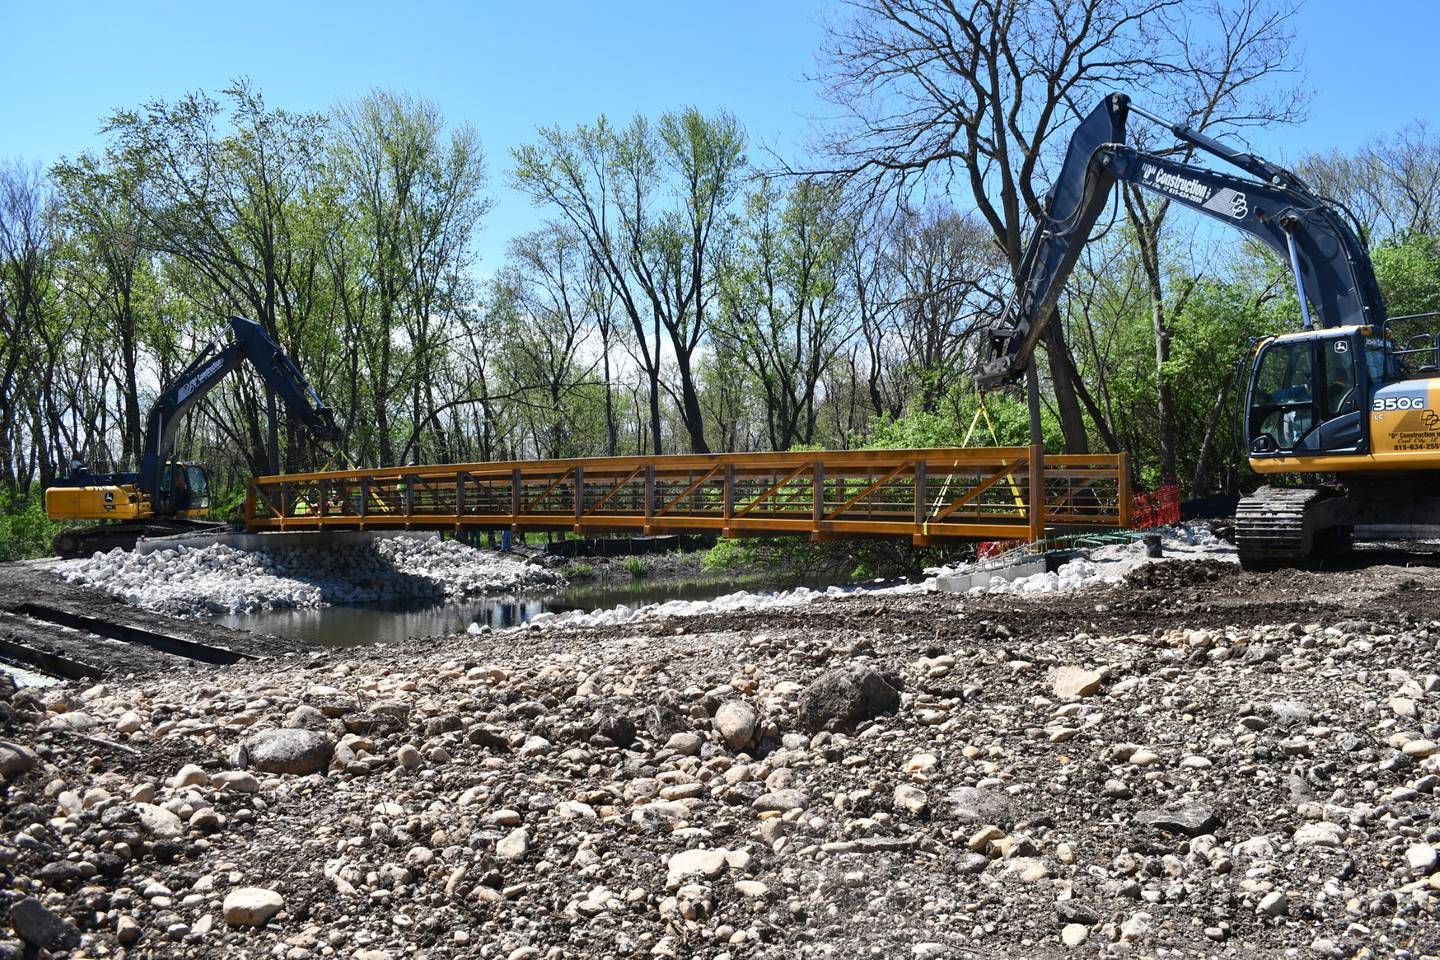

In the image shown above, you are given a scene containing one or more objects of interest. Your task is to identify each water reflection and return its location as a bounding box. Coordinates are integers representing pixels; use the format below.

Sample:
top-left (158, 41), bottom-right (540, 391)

top-left (215, 576), bottom-right (828, 648)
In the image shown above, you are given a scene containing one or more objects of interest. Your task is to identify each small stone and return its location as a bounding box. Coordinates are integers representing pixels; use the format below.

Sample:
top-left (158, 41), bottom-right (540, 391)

top-left (1135, 805), bottom-right (1219, 838)
top-left (396, 744), bottom-right (422, 769)
top-left (1103, 779), bottom-right (1132, 799)
top-left (135, 802), bottom-right (184, 839)
top-left (665, 732), bottom-right (702, 756)
top-left (751, 789), bottom-right (808, 813)
top-left (1061, 923), bottom-right (1089, 947)
top-left (945, 786), bottom-right (1013, 825)
top-left (170, 763), bottom-right (209, 788)
top-left (633, 801), bottom-right (688, 832)
top-left (1051, 666), bottom-right (1103, 699)
top-left (1402, 739), bottom-right (1438, 759)
top-left (667, 848), bottom-right (729, 885)
top-left (1406, 843), bottom-right (1438, 873)
top-left (894, 784), bottom-right (928, 815)
top-left (733, 880), bottom-right (769, 898)
top-left (714, 701), bottom-right (758, 750)
top-left (1293, 822), bottom-right (1346, 848)
top-left (116, 711), bottom-right (144, 734)
top-left (497, 827), bottom-right (530, 860)
top-left (190, 807), bottom-right (223, 831)
top-left (1120, 911), bottom-right (1152, 942)
top-left (1389, 697), bottom-right (1420, 719)
top-left (116, 915), bottom-right (142, 945)
top-left (903, 753), bottom-right (937, 774)
top-left (1257, 890), bottom-right (1288, 917)
top-left (0, 741), bottom-right (39, 777)
top-left (1128, 748), bottom-right (1162, 766)
top-left (967, 825), bottom-right (1005, 853)
top-left (222, 887), bottom-right (284, 927)
top-left (954, 852), bottom-right (990, 874)
top-left (211, 770), bottom-right (260, 793)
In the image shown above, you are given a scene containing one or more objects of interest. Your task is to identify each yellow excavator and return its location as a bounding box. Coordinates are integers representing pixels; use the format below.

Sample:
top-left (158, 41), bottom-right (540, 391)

top-left (45, 315), bottom-right (341, 557)
top-left (977, 93), bottom-right (1440, 569)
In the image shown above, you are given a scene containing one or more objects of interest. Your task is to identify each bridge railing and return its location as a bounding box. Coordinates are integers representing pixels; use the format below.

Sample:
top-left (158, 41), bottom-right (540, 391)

top-left (245, 446), bottom-right (1130, 543)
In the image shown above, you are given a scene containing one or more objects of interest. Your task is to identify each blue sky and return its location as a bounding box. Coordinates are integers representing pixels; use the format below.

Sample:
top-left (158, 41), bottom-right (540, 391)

top-left (4, 0), bottom-right (1436, 272)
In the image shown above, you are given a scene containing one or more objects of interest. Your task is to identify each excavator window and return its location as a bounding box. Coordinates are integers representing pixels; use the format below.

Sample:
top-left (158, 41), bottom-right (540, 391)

top-left (1323, 340), bottom-right (1359, 417)
top-left (186, 465), bottom-right (210, 511)
top-left (1250, 341), bottom-right (1315, 451)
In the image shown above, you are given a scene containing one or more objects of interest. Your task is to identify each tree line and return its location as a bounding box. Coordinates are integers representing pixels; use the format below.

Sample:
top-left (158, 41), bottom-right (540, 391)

top-left (3, 0), bottom-right (1439, 548)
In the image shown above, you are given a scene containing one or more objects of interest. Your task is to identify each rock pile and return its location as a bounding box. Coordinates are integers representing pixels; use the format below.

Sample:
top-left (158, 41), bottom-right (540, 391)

top-left (58, 535), bottom-right (561, 616)
top-left (3, 559), bottom-right (1439, 957)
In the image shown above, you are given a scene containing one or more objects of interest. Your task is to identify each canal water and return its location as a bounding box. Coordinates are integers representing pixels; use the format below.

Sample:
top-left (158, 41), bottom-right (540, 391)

top-left (215, 575), bottom-right (837, 647)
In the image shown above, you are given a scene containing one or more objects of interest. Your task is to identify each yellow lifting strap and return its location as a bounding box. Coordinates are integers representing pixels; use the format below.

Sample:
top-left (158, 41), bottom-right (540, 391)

top-left (931, 394), bottom-right (1026, 520)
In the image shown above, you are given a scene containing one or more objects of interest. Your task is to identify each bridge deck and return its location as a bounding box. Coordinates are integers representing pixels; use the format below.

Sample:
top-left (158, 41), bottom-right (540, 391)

top-left (244, 445), bottom-right (1131, 544)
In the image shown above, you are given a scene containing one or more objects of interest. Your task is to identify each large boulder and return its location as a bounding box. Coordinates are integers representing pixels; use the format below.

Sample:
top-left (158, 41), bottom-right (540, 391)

top-left (242, 728), bottom-right (334, 776)
top-left (798, 664), bottom-right (901, 732)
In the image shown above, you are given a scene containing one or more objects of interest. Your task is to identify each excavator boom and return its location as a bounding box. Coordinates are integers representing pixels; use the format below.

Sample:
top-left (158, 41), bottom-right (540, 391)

top-left (47, 316), bottom-right (342, 555)
top-left (137, 316), bottom-right (341, 505)
top-left (975, 93), bottom-right (1386, 387)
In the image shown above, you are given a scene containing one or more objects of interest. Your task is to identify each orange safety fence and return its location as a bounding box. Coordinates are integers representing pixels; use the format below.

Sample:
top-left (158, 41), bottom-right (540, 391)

top-left (1131, 483), bottom-right (1181, 530)
top-left (976, 481), bottom-right (1180, 556)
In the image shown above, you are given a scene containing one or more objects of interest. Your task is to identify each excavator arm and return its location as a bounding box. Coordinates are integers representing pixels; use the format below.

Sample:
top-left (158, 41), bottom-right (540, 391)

top-left (974, 93), bottom-right (1386, 388)
top-left (138, 316), bottom-right (341, 504)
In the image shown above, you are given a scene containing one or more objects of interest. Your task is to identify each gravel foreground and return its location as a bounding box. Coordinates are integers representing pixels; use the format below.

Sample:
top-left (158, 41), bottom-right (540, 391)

top-left (3, 554), bottom-right (1440, 959)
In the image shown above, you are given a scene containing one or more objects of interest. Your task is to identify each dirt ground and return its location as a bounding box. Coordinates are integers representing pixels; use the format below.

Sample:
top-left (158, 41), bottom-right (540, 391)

top-left (2, 548), bottom-right (1440, 958)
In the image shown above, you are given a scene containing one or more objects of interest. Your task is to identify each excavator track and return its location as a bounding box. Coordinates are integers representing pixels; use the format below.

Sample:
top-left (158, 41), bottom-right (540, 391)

top-left (1234, 486), bottom-right (1324, 569)
top-left (52, 520), bottom-right (226, 559)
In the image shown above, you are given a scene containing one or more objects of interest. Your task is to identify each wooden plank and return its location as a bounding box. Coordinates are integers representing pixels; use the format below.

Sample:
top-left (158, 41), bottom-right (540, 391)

top-left (928, 458), bottom-right (1026, 523)
top-left (733, 463), bottom-right (808, 518)
top-left (582, 466), bottom-right (643, 516)
top-left (657, 465), bottom-right (722, 516)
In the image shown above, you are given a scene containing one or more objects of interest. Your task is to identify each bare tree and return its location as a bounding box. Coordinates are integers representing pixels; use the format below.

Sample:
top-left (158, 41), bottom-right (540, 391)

top-left (513, 108), bottom-right (746, 455)
top-left (0, 163), bottom-right (60, 493)
top-left (884, 204), bottom-right (1005, 414)
top-left (1299, 121), bottom-right (1440, 242)
top-left (1119, 0), bottom-right (1304, 480)
top-left (716, 178), bottom-right (855, 449)
top-left (812, 0), bottom-right (1198, 450)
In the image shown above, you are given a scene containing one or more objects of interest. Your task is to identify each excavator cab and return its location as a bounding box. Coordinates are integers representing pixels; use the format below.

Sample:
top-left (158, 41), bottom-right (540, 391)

top-left (157, 462), bottom-right (212, 517)
top-left (1245, 328), bottom-right (1369, 459)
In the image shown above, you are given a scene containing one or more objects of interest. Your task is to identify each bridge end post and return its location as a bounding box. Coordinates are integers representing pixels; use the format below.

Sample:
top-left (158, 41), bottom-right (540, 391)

top-left (1117, 451), bottom-right (1132, 529)
top-left (1028, 444), bottom-right (1046, 543)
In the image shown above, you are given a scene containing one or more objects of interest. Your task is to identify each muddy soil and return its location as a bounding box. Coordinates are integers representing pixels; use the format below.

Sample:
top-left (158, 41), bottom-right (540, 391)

top-left (0, 561), bottom-right (298, 680)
